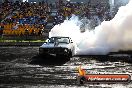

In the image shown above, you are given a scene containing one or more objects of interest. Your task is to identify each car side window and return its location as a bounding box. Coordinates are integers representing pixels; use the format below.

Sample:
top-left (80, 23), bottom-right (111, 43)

top-left (49, 38), bottom-right (55, 43)
top-left (63, 39), bottom-right (69, 43)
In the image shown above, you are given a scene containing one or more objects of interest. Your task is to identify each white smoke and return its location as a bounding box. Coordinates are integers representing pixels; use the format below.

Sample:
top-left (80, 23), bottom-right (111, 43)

top-left (115, 0), bottom-right (129, 6)
top-left (49, 0), bottom-right (132, 55)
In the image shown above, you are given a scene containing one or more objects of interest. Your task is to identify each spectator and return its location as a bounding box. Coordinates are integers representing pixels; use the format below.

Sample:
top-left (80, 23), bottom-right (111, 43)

top-left (0, 0), bottom-right (113, 37)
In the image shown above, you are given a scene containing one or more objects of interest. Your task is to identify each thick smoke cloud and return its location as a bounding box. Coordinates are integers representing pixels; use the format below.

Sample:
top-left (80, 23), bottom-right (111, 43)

top-left (49, 0), bottom-right (132, 55)
top-left (115, 0), bottom-right (129, 6)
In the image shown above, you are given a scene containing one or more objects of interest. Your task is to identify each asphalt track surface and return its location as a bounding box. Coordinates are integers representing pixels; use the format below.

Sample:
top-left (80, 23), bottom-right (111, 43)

top-left (0, 47), bottom-right (132, 88)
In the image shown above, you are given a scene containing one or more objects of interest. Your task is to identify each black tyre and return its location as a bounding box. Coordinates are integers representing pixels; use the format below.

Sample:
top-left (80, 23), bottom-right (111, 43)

top-left (68, 50), bottom-right (72, 58)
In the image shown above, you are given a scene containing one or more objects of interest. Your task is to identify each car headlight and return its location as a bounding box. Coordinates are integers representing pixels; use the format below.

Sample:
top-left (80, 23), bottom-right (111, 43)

top-left (64, 49), bottom-right (68, 52)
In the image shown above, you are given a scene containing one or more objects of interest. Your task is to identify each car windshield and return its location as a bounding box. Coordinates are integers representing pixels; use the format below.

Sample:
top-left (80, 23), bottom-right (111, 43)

top-left (48, 37), bottom-right (69, 43)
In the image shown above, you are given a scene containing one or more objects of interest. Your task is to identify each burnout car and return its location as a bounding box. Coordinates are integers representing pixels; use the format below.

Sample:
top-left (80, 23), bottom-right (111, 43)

top-left (39, 37), bottom-right (75, 58)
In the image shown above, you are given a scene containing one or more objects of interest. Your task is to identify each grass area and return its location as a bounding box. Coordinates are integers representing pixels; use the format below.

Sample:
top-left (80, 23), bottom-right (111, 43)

top-left (0, 39), bottom-right (46, 42)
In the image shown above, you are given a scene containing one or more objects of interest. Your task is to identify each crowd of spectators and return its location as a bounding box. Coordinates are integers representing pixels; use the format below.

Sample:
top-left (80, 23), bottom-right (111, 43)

top-left (0, 0), bottom-right (114, 37)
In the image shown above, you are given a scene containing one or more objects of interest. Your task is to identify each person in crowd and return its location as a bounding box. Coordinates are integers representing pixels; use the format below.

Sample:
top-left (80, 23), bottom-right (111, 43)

top-left (0, 0), bottom-right (113, 37)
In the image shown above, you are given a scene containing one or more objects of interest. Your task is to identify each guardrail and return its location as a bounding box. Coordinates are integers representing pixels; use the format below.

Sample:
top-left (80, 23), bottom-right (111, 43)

top-left (1, 35), bottom-right (47, 40)
top-left (0, 42), bottom-right (44, 47)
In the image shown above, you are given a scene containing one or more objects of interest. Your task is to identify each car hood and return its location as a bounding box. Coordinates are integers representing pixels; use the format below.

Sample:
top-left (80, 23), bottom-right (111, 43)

top-left (40, 43), bottom-right (70, 49)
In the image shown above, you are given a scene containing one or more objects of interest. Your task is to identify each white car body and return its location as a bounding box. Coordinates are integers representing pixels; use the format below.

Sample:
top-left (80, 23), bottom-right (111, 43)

top-left (39, 37), bottom-right (75, 57)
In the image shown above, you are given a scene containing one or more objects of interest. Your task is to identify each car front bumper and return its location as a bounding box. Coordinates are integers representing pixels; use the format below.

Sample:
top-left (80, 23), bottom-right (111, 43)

top-left (39, 47), bottom-right (71, 57)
